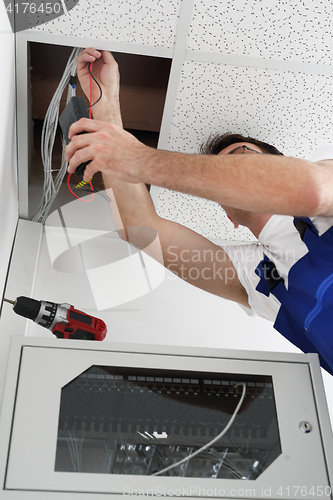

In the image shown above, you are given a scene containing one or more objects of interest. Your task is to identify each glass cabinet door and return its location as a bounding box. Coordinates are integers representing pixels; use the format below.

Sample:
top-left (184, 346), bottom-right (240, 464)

top-left (55, 365), bottom-right (281, 479)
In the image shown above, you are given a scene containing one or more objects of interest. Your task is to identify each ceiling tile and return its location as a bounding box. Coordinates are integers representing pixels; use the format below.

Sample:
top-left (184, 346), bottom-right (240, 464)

top-left (31, 0), bottom-right (182, 48)
top-left (188, 0), bottom-right (332, 65)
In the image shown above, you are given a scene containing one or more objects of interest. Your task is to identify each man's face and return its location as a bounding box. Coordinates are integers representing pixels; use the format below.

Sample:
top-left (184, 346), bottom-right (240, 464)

top-left (218, 142), bottom-right (264, 156)
top-left (217, 142), bottom-right (264, 228)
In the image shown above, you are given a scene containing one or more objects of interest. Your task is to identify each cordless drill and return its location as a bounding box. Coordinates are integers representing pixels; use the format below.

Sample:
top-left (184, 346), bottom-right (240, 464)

top-left (4, 296), bottom-right (107, 341)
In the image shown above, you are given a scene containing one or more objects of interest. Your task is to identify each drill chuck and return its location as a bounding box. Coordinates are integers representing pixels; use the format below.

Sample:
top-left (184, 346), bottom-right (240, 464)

top-left (13, 296), bottom-right (41, 322)
top-left (12, 297), bottom-right (68, 330)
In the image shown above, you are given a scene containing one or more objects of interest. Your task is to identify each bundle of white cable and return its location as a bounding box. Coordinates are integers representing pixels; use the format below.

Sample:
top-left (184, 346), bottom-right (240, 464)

top-left (31, 47), bottom-right (81, 223)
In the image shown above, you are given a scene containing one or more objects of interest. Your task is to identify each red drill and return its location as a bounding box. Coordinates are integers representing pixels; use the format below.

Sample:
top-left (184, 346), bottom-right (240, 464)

top-left (4, 296), bottom-right (107, 341)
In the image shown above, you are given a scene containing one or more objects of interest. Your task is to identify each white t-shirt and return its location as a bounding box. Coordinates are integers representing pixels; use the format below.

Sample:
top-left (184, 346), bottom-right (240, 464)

top-left (223, 144), bottom-right (333, 322)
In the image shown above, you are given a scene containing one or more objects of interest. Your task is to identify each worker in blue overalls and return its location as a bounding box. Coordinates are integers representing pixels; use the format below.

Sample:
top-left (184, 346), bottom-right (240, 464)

top-left (66, 48), bottom-right (333, 374)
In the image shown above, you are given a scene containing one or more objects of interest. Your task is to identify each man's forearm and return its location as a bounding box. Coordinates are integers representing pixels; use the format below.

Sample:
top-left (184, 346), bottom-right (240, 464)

top-left (137, 149), bottom-right (333, 217)
top-left (103, 174), bottom-right (158, 232)
top-left (91, 93), bottom-right (158, 230)
top-left (68, 85), bottom-right (332, 218)
top-left (91, 94), bottom-right (123, 128)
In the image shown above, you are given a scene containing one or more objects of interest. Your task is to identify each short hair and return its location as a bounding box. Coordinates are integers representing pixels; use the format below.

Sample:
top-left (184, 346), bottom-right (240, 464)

top-left (200, 133), bottom-right (284, 156)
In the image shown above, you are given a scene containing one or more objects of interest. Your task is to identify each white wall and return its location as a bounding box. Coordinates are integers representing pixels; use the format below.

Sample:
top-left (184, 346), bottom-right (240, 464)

top-left (0, 3), bottom-right (18, 303)
top-left (0, 2), bottom-right (19, 413)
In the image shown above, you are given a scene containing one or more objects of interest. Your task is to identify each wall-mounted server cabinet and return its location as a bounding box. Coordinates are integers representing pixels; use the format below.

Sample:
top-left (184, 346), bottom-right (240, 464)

top-left (0, 337), bottom-right (332, 499)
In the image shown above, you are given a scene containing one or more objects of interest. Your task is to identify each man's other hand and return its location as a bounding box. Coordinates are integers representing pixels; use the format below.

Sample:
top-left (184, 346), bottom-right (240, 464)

top-left (66, 118), bottom-right (151, 183)
top-left (77, 48), bottom-right (122, 124)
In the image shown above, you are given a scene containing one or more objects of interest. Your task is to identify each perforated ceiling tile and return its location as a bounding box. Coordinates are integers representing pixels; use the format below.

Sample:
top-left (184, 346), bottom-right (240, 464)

top-left (167, 61), bottom-right (333, 158)
top-left (155, 59), bottom-right (332, 241)
top-left (31, 0), bottom-right (181, 48)
top-left (155, 190), bottom-right (256, 242)
top-left (188, 0), bottom-right (332, 65)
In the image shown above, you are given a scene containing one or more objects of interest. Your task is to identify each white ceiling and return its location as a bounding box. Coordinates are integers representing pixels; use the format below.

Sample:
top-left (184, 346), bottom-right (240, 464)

top-left (188, 0), bottom-right (332, 65)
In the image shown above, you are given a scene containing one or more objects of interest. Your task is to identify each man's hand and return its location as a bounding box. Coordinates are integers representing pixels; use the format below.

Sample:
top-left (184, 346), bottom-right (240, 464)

top-left (70, 48), bottom-right (156, 185)
top-left (77, 48), bottom-right (122, 125)
top-left (66, 118), bottom-right (152, 182)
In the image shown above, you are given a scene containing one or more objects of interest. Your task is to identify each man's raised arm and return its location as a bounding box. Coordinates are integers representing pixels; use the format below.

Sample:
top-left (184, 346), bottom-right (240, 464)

top-left (67, 48), bottom-right (249, 307)
top-left (73, 48), bottom-right (158, 233)
top-left (67, 51), bottom-right (333, 219)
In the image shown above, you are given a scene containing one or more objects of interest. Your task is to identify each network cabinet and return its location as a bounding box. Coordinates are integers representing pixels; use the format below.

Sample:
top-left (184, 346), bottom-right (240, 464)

top-left (0, 337), bottom-right (332, 499)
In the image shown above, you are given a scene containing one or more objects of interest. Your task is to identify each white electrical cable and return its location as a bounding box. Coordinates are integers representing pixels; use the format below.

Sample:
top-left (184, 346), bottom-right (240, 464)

top-left (31, 47), bottom-right (81, 223)
top-left (152, 382), bottom-right (246, 477)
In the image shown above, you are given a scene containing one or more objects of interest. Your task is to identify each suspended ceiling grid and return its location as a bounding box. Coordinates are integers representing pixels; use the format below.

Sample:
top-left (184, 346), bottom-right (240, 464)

top-left (154, 0), bottom-right (333, 241)
top-left (22, 0), bottom-right (333, 241)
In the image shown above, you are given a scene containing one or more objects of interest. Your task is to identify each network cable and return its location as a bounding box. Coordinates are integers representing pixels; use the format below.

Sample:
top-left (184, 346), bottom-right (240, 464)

top-left (32, 48), bottom-right (107, 222)
top-left (31, 47), bottom-right (80, 223)
top-left (152, 382), bottom-right (247, 476)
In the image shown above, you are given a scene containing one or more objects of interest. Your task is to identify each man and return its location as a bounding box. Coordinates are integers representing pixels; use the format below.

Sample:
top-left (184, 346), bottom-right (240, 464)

top-left (66, 48), bottom-right (333, 373)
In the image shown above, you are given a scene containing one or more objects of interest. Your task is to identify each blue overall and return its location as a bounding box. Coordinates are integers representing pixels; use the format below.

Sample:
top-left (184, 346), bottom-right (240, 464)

top-left (255, 217), bottom-right (333, 375)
